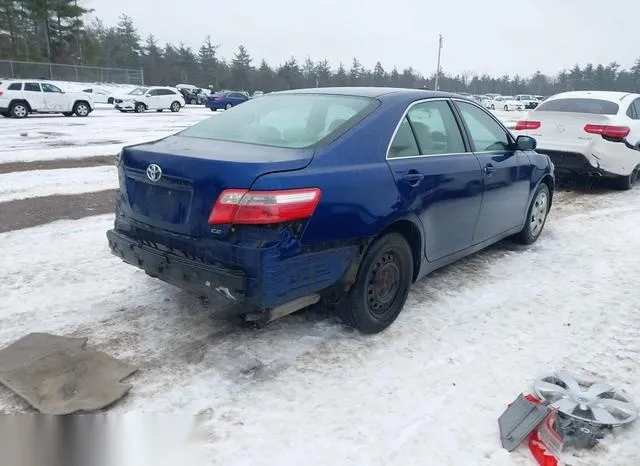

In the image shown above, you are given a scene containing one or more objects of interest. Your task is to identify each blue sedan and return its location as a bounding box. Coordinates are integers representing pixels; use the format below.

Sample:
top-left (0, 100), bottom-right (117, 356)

top-left (107, 88), bottom-right (554, 334)
top-left (205, 91), bottom-right (249, 111)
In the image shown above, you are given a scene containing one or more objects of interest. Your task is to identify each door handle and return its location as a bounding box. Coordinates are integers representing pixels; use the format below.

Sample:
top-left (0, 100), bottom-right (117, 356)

top-left (401, 171), bottom-right (424, 186)
top-left (484, 164), bottom-right (496, 175)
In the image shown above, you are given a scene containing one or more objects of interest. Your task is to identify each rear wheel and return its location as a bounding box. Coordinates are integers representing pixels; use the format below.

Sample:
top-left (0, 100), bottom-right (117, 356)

top-left (170, 101), bottom-right (181, 112)
top-left (62, 112), bottom-right (73, 117)
top-left (504, 105), bottom-right (509, 111)
top-left (334, 233), bottom-right (413, 334)
top-left (225, 103), bottom-right (232, 110)
top-left (490, 104), bottom-right (495, 110)
top-left (10, 102), bottom-right (28, 118)
top-left (156, 109), bottom-right (163, 112)
top-left (515, 183), bottom-right (550, 245)
top-left (615, 166), bottom-right (639, 191)
top-left (135, 102), bottom-right (146, 113)
top-left (210, 108), bottom-right (217, 112)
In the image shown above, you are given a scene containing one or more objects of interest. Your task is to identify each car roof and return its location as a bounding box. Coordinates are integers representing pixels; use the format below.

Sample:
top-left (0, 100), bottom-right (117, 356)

top-left (272, 87), bottom-right (465, 101)
top-left (547, 91), bottom-right (639, 102)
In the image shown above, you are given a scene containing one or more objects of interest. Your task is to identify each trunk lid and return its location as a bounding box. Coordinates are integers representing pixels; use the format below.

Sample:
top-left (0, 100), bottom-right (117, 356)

top-left (520, 111), bottom-right (613, 152)
top-left (119, 135), bottom-right (314, 237)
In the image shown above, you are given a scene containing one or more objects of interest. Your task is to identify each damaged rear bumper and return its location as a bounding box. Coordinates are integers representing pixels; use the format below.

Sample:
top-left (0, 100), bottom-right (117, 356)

top-left (106, 229), bottom-right (246, 302)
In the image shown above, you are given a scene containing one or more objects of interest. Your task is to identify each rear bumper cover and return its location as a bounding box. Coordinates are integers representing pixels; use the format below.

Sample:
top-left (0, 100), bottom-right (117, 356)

top-left (107, 229), bottom-right (246, 302)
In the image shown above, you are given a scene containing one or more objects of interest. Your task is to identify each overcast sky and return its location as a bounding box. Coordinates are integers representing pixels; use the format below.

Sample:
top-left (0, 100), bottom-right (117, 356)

top-left (84, 0), bottom-right (639, 77)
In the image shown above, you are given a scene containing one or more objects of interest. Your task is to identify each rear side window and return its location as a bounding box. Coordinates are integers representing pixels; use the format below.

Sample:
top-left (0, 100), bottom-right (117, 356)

top-left (536, 98), bottom-right (619, 115)
top-left (626, 98), bottom-right (640, 120)
top-left (8, 83), bottom-right (22, 90)
top-left (406, 100), bottom-right (466, 155)
top-left (24, 83), bottom-right (40, 92)
top-left (179, 93), bottom-right (377, 149)
top-left (388, 118), bottom-right (420, 158)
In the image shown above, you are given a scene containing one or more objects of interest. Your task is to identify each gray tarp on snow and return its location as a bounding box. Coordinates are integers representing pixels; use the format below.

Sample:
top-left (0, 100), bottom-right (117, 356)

top-left (0, 333), bottom-right (136, 414)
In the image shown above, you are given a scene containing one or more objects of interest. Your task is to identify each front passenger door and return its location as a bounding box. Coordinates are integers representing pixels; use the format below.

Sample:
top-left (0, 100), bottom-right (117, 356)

top-left (454, 100), bottom-right (532, 242)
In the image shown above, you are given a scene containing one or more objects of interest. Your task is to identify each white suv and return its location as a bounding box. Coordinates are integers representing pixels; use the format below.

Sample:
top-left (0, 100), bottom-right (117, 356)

top-left (0, 80), bottom-right (94, 118)
top-left (114, 86), bottom-right (185, 113)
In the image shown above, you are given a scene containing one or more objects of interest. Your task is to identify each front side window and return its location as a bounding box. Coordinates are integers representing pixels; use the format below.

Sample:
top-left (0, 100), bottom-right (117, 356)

top-left (456, 101), bottom-right (510, 152)
top-left (179, 93), bottom-right (377, 149)
top-left (24, 82), bottom-right (41, 92)
top-left (406, 100), bottom-right (466, 155)
top-left (41, 83), bottom-right (62, 93)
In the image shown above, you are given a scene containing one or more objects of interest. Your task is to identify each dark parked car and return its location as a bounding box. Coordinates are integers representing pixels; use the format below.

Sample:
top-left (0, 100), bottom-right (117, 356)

top-left (107, 88), bottom-right (554, 334)
top-left (205, 91), bottom-right (249, 111)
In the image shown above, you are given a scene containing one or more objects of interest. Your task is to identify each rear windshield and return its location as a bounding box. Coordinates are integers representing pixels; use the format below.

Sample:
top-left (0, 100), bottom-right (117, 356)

top-left (179, 93), bottom-right (377, 148)
top-left (536, 98), bottom-right (619, 115)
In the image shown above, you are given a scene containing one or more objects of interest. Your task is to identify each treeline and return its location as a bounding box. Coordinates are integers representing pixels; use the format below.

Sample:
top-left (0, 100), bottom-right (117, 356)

top-left (2, 2), bottom-right (640, 95)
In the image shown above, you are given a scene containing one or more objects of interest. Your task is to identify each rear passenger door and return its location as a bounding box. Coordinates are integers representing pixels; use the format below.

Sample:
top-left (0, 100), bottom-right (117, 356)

top-left (23, 82), bottom-right (46, 110)
top-left (386, 99), bottom-right (483, 262)
top-left (453, 99), bottom-right (532, 242)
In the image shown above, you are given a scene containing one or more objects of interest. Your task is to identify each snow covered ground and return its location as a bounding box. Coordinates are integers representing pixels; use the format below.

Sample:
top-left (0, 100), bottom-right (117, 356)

top-left (0, 105), bottom-right (213, 164)
top-left (1, 188), bottom-right (639, 465)
top-left (1, 101), bottom-right (637, 465)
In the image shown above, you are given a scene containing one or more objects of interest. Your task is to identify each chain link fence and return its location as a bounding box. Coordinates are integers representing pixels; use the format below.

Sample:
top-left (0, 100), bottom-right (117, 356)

top-left (0, 60), bottom-right (144, 85)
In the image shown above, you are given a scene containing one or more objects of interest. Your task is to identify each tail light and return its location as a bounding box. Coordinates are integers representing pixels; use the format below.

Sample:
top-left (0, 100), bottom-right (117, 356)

top-left (584, 124), bottom-right (630, 139)
top-left (213, 97), bottom-right (222, 101)
top-left (208, 188), bottom-right (322, 225)
top-left (0, 91), bottom-right (3, 96)
top-left (514, 120), bottom-right (541, 130)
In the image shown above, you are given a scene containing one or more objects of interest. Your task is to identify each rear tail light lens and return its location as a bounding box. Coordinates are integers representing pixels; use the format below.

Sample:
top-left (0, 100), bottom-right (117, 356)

top-left (514, 120), bottom-right (541, 130)
top-left (208, 188), bottom-right (322, 225)
top-left (583, 124), bottom-right (630, 139)
top-left (213, 97), bottom-right (222, 101)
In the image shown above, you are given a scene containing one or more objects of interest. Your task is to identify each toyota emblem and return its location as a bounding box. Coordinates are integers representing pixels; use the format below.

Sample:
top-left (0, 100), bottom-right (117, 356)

top-left (146, 163), bottom-right (162, 182)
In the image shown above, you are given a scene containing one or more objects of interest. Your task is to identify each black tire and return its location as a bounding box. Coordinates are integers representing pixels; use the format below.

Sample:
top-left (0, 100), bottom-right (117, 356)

top-left (62, 112), bottom-right (73, 117)
top-left (504, 105), bottom-right (509, 111)
top-left (10, 102), bottom-right (29, 118)
top-left (1, 112), bottom-right (10, 118)
top-left (210, 108), bottom-right (217, 112)
top-left (225, 103), bottom-right (232, 110)
top-left (515, 183), bottom-right (550, 245)
top-left (334, 233), bottom-right (413, 334)
top-left (107, 97), bottom-right (114, 104)
top-left (170, 101), bottom-right (181, 112)
top-left (156, 109), bottom-right (163, 112)
top-left (490, 104), bottom-right (495, 110)
top-left (73, 101), bottom-right (90, 117)
top-left (134, 102), bottom-right (146, 113)
top-left (119, 109), bottom-right (127, 113)
top-left (614, 166), bottom-right (639, 191)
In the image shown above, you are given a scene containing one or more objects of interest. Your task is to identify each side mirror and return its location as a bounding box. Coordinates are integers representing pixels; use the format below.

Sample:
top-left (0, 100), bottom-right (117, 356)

top-left (516, 135), bottom-right (536, 151)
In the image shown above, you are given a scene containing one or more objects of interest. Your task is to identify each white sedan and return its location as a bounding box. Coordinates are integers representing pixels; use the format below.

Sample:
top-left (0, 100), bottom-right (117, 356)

top-left (489, 95), bottom-right (525, 111)
top-left (81, 87), bottom-right (117, 104)
top-left (512, 91), bottom-right (640, 189)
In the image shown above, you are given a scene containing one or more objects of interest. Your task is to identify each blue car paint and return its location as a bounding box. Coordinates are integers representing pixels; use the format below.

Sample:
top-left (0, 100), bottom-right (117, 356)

top-left (108, 87), bottom-right (554, 312)
top-left (205, 91), bottom-right (249, 110)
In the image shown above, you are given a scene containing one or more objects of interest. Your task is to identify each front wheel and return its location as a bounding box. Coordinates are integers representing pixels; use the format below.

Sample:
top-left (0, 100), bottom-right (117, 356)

top-left (504, 105), bottom-right (509, 111)
top-left (515, 183), bottom-right (550, 245)
top-left (225, 103), bottom-right (232, 110)
top-left (134, 102), bottom-right (146, 113)
top-left (334, 232), bottom-right (413, 334)
top-left (62, 112), bottom-right (73, 117)
top-left (170, 101), bottom-right (181, 112)
top-left (210, 108), bottom-right (217, 112)
top-left (490, 104), bottom-right (495, 110)
top-left (74, 102), bottom-right (90, 117)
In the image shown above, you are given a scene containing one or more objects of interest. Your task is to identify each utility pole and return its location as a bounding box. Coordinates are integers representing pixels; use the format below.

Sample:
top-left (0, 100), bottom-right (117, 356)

top-left (435, 34), bottom-right (443, 91)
